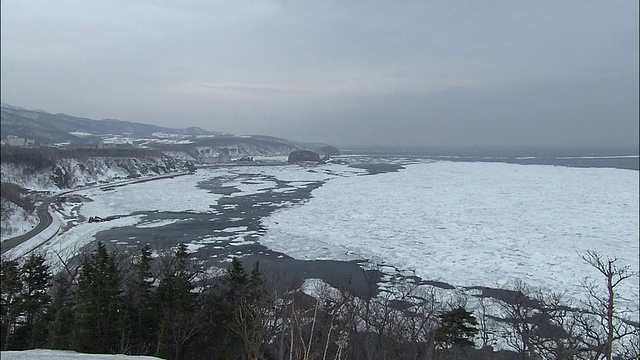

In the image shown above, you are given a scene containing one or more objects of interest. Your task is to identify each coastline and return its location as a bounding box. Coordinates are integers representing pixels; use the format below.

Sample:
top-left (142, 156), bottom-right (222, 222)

top-left (9, 157), bottom-right (637, 316)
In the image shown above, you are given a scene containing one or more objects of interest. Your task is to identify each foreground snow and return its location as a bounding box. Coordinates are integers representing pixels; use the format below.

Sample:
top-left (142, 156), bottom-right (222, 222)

top-left (1, 349), bottom-right (161, 360)
top-left (261, 161), bottom-right (640, 313)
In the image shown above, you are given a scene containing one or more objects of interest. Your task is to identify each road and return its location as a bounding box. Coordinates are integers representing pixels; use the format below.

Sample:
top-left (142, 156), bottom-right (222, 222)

top-left (0, 171), bottom-right (191, 256)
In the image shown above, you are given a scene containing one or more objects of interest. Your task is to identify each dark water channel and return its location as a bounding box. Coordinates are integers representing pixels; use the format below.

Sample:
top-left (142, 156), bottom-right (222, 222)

top-left (92, 165), bottom-right (398, 295)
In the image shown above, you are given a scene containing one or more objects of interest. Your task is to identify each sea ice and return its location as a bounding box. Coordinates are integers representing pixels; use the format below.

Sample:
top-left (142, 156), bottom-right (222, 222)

top-left (260, 161), bottom-right (640, 313)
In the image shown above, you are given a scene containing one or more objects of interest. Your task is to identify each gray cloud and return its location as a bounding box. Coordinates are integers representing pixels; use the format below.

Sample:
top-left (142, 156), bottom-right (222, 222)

top-left (1, 0), bottom-right (638, 148)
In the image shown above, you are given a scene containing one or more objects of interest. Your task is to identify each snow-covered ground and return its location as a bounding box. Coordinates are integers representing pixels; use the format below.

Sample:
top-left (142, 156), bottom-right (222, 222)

top-left (1, 349), bottom-right (161, 360)
top-left (260, 161), bottom-right (640, 313)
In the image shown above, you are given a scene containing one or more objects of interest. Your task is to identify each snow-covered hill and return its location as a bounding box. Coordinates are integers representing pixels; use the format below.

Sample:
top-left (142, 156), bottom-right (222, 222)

top-left (0, 103), bottom-right (216, 144)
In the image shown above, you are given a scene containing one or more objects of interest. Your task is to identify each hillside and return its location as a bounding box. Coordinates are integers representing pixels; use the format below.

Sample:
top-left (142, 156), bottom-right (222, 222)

top-left (0, 103), bottom-right (215, 144)
top-left (0, 104), bottom-right (334, 159)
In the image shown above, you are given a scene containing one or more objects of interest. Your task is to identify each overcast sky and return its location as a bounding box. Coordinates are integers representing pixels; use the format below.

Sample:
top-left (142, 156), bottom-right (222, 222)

top-left (1, 1), bottom-right (638, 147)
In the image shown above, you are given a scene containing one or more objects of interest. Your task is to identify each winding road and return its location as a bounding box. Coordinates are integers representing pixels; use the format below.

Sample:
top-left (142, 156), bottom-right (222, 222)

top-left (1, 197), bottom-right (57, 255)
top-left (1, 171), bottom-right (191, 256)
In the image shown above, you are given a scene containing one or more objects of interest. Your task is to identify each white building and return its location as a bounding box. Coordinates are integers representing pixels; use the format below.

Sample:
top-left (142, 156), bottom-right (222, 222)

top-left (4, 135), bottom-right (35, 147)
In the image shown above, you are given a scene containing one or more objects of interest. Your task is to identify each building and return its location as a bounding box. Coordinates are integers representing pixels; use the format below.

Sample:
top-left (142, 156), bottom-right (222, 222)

top-left (4, 135), bottom-right (35, 147)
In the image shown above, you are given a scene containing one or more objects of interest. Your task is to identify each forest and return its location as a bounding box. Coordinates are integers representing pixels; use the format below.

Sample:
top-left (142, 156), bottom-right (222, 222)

top-left (1, 243), bottom-right (638, 360)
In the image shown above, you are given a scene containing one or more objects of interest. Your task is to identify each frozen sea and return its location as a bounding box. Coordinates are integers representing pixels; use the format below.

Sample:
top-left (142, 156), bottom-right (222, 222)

top-left (261, 160), bottom-right (639, 312)
top-left (10, 152), bottom-right (639, 315)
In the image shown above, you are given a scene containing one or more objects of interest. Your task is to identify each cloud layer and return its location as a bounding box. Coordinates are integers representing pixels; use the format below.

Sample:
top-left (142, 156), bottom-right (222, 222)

top-left (1, 0), bottom-right (638, 147)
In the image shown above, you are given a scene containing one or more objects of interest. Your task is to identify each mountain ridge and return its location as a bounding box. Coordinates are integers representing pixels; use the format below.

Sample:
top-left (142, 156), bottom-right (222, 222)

top-left (1, 104), bottom-right (217, 142)
top-left (0, 104), bottom-right (335, 158)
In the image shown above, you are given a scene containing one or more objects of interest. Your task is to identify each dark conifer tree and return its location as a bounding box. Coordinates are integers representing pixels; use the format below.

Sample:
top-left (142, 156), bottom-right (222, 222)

top-left (76, 242), bottom-right (122, 353)
top-left (48, 272), bottom-right (75, 350)
top-left (248, 261), bottom-right (263, 301)
top-left (1, 258), bottom-right (22, 350)
top-left (155, 243), bottom-right (199, 360)
top-left (220, 258), bottom-right (271, 359)
top-left (220, 257), bottom-right (249, 357)
top-left (123, 244), bottom-right (158, 354)
top-left (14, 253), bottom-right (52, 349)
top-left (225, 257), bottom-right (248, 306)
top-left (234, 260), bottom-right (272, 360)
top-left (435, 306), bottom-right (479, 348)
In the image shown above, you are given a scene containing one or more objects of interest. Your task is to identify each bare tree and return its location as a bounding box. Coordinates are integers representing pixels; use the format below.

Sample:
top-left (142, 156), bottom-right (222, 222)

top-left (580, 251), bottom-right (638, 360)
top-left (474, 296), bottom-right (501, 351)
top-left (230, 288), bottom-right (279, 360)
top-left (494, 280), bottom-right (541, 359)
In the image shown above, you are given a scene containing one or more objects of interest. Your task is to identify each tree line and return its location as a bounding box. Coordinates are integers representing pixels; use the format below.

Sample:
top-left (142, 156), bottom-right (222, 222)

top-left (1, 244), bottom-right (638, 360)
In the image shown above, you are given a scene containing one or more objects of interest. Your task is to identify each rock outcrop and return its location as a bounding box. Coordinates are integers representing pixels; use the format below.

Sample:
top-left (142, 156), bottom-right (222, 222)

top-left (288, 150), bottom-right (321, 164)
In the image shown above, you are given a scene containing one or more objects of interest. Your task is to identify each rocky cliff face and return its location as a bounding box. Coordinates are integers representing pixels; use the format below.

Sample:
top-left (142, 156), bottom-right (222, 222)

top-left (1, 155), bottom-right (184, 191)
top-left (156, 136), bottom-right (309, 163)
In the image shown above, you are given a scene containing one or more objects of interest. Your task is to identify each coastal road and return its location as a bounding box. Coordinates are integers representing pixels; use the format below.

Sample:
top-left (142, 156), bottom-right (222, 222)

top-left (0, 171), bottom-right (191, 256)
top-left (1, 197), bottom-right (56, 255)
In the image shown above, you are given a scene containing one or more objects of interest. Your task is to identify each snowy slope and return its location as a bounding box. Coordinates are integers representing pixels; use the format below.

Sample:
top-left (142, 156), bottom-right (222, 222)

top-left (1, 199), bottom-right (38, 238)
